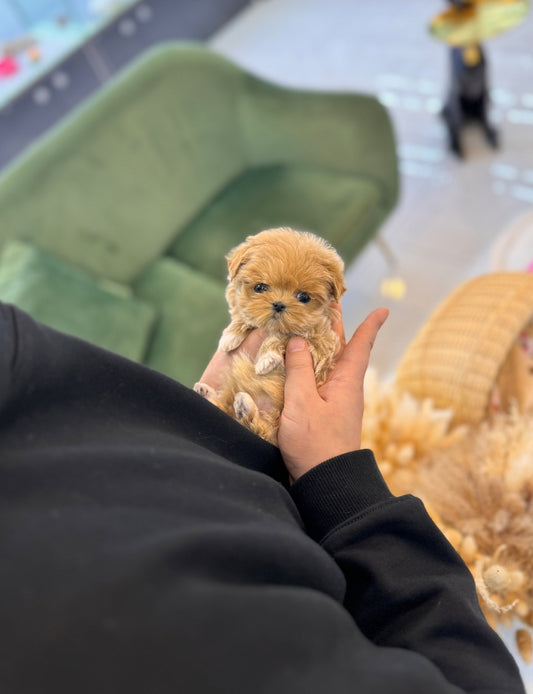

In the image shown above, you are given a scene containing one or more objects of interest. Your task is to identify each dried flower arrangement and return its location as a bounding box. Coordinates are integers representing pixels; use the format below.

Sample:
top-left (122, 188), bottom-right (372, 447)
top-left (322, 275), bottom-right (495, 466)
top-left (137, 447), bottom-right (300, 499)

top-left (362, 370), bottom-right (533, 664)
top-left (365, 272), bottom-right (533, 662)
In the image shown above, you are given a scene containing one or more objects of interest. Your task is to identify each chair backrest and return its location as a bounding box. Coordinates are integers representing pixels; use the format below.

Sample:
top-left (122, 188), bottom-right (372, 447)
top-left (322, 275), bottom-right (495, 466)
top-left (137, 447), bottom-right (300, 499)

top-left (0, 43), bottom-right (247, 283)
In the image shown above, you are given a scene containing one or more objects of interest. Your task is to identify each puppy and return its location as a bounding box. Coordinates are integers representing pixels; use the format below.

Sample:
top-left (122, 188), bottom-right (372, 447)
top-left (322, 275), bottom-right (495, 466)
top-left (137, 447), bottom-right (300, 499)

top-left (194, 227), bottom-right (346, 445)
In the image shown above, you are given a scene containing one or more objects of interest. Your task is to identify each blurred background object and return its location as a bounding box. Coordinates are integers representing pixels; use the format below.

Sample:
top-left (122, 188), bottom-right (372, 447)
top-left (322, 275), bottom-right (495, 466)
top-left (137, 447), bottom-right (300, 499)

top-left (429, 0), bottom-right (530, 156)
top-left (0, 0), bottom-right (249, 167)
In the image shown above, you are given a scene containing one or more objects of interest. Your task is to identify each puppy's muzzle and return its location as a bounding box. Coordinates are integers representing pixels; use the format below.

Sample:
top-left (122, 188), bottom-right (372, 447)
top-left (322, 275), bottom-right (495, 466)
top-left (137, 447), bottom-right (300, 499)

top-left (272, 302), bottom-right (286, 314)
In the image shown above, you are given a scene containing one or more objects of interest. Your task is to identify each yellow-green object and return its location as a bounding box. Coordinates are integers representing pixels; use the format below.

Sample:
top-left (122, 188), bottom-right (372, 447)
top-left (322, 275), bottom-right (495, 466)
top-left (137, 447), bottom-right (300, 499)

top-left (429, 0), bottom-right (529, 46)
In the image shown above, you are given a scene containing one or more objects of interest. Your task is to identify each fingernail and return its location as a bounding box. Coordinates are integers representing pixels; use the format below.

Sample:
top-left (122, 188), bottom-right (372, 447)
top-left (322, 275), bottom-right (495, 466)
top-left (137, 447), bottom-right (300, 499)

top-left (288, 337), bottom-right (306, 352)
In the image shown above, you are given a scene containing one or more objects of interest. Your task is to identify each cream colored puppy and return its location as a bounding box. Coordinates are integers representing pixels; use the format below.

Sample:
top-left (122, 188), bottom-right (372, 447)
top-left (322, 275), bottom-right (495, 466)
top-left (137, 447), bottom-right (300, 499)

top-left (194, 227), bottom-right (346, 445)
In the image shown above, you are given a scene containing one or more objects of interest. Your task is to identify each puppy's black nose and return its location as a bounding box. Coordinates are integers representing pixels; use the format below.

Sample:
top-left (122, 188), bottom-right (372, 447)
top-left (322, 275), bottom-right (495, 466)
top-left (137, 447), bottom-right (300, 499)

top-left (272, 302), bottom-right (286, 314)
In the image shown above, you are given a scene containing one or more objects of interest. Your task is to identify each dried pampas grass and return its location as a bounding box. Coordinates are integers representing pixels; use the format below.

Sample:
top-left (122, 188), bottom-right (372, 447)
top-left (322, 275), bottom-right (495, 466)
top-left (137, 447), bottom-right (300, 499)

top-left (413, 408), bottom-right (533, 637)
top-left (361, 368), bottom-right (467, 493)
top-left (362, 370), bottom-right (533, 662)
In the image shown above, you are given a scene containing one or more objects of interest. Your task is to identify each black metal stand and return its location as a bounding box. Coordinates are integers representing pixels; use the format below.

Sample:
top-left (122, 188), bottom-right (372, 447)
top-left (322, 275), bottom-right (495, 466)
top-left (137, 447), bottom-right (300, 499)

top-left (441, 43), bottom-right (499, 157)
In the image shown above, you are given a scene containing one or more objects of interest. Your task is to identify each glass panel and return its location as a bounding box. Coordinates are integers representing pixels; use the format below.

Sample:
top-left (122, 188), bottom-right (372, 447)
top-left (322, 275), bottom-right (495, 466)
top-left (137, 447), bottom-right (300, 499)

top-left (0, 0), bottom-right (139, 107)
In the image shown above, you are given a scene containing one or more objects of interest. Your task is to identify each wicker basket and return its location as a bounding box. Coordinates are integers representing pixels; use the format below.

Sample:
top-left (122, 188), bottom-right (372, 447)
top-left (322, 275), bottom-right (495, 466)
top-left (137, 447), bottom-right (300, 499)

top-left (396, 272), bottom-right (533, 426)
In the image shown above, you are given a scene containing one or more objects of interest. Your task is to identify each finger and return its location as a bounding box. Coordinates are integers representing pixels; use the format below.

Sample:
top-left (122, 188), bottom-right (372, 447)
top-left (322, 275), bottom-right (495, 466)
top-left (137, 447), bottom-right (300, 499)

top-left (200, 329), bottom-right (266, 390)
top-left (331, 308), bottom-right (389, 383)
top-left (199, 350), bottom-right (232, 391)
top-left (239, 328), bottom-right (266, 360)
top-left (283, 337), bottom-right (319, 411)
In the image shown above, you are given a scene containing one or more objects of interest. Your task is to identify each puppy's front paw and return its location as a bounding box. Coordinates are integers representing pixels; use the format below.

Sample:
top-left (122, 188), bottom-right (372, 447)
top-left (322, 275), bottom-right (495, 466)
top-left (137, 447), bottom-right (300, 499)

top-left (193, 382), bottom-right (217, 402)
top-left (218, 331), bottom-right (245, 352)
top-left (255, 351), bottom-right (283, 375)
top-left (234, 392), bottom-right (258, 422)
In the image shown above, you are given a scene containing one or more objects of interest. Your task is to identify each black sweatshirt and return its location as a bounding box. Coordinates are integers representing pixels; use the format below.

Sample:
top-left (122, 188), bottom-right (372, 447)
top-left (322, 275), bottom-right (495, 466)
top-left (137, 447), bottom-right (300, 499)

top-left (0, 303), bottom-right (525, 694)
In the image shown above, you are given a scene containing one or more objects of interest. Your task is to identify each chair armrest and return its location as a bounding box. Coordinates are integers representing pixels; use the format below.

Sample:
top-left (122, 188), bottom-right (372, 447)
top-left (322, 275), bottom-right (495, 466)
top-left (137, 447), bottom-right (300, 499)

top-left (240, 76), bottom-right (400, 211)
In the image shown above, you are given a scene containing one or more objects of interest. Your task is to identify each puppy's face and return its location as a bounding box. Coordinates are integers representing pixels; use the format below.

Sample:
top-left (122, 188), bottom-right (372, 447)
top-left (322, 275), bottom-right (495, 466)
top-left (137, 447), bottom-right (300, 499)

top-left (226, 228), bottom-right (346, 334)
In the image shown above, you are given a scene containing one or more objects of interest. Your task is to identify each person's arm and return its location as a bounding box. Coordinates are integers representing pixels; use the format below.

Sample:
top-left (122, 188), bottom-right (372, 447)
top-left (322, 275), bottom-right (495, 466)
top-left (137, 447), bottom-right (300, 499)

top-left (197, 307), bottom-right (524, 692)
top-left (280, 313), bottom-right (525, 694)
top-left (0, 303), bottom-right (16, 408)
top-left (289, 450), bottom-right (524, 694)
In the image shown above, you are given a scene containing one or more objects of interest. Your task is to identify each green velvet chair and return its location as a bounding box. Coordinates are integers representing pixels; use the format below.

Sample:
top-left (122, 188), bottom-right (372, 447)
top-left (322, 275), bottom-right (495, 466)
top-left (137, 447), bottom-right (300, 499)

top-left (0, 41), bottom-right (399, 386)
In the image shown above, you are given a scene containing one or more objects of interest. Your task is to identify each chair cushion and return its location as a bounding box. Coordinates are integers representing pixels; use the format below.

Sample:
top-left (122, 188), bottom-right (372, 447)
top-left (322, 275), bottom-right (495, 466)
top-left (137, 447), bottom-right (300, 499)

top-left (0, 242), bottom-right (156, 362)
top-left (167, 163), bottom-right (382, 282)
top-left (133, 257), bottom-right (228, 387)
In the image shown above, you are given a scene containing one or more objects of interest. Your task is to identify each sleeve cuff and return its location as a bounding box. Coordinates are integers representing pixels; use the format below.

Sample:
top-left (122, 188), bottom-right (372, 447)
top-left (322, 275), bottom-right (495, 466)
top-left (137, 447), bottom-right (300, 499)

top-left (289, 449), bottom-right (394, 542)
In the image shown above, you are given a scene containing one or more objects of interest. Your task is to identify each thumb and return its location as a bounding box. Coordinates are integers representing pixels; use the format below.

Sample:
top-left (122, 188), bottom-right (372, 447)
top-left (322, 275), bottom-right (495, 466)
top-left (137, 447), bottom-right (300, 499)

top-left (284, 337), bottom-right (318, 407)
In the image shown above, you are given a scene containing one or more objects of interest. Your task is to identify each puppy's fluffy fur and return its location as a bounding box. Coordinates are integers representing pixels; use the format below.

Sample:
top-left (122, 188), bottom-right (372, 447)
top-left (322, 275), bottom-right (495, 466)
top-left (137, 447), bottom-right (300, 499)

top-left (194, 227), bottom-right (346, 445)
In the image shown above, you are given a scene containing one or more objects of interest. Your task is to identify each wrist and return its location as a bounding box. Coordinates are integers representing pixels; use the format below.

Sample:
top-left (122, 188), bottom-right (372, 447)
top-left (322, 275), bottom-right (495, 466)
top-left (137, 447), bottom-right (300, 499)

top-left (286, 446), bottom-right (356, 483)
top-left (289, 450), bottom-right (394, 541)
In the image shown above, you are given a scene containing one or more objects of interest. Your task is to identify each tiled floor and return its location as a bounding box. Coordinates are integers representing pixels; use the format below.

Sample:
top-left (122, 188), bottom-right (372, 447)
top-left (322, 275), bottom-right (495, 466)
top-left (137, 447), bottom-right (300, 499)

top-left (210, 0), bottom-right (533, 381)
top-left (209, 0), bottom-right (533, 687)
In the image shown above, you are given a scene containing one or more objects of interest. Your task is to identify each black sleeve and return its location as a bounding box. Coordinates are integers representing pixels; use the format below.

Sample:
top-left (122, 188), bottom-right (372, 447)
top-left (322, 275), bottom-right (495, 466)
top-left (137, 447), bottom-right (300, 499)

top-left (0, 304), bottom-right (525, 694)
top-left (0, 303), bottom-right (17, 409)
top-left (290, 450), bottom-right (525, 694)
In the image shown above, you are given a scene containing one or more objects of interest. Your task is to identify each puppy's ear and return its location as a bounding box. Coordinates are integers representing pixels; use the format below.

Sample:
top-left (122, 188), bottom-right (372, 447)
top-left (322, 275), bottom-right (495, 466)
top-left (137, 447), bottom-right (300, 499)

top-left (329, 264), bottom-right (347, 302)
top-left (226, 241), bottom-right (251, 280)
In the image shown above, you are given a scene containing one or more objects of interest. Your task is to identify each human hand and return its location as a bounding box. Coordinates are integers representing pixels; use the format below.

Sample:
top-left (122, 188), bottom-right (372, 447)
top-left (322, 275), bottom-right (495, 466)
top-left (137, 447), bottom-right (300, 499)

top-left (278, 307), bottom-right (389, 483)
top-left (198, 329), bottom-right (266, 392)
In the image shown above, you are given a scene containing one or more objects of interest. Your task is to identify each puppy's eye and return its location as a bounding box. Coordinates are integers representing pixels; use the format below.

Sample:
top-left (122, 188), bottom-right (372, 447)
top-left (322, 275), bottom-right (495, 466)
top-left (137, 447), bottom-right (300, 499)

top-left (254, 283), bottom-right (269, 293)
top-left (296, 291), bottom-right (311, 304)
